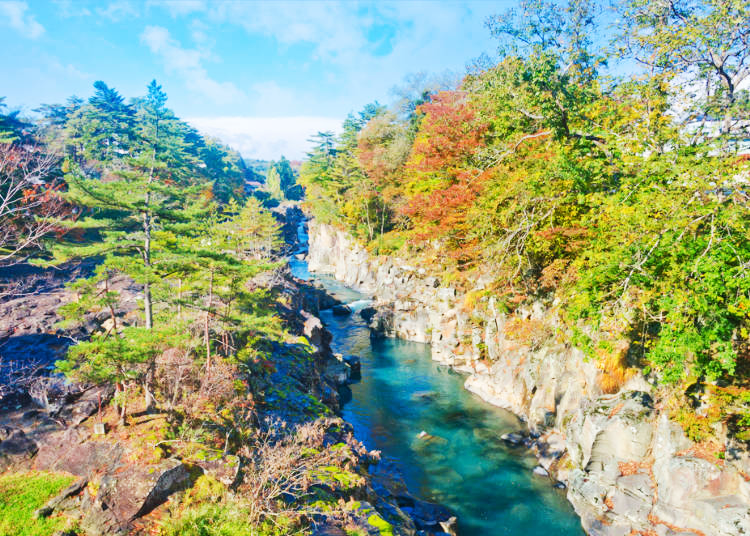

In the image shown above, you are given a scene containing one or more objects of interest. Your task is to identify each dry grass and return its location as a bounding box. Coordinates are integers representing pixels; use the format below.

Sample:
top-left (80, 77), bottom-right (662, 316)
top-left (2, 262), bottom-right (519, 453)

top-left (502, 317), bottom-right (553, 350)
top-left (597, 345), bottom-right (637, 394)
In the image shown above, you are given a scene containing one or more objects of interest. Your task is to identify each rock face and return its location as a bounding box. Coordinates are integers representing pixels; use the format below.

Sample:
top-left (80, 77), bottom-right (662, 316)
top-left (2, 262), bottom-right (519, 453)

top-left (307, 220), bottom-right (750, 536)
top-left (0, 269), bottom-right (141, 398)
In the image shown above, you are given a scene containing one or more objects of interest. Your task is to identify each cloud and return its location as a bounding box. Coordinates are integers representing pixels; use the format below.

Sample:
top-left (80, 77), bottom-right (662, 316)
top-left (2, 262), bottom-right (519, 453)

top-left (210, 2), bottom-right (385, 64)
top-left (97, 1), bottom-right (139, 21)
top-left (0, 1), bottom-right (44, 38)
top-left (150, 1), bottom-right (498, 113)
top-left (53, 0), bottom-right (91, 17)
top-left (186, 116), bottom-right (343, 160)
top-left (141, 25), bottom-right (245, 104)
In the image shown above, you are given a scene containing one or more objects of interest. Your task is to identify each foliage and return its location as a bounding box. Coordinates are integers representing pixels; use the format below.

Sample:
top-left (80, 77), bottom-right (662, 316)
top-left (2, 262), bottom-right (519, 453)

top-left (43, 81), bottom-right (283, 419)
top-left (300, 0), bottom-right (750, 399)
top-left (0, 471), bottom-right (76, 536)
top-left (265, 156), bottom-right (301, 201)
top-left (0, 143), bottom-right (66, 266)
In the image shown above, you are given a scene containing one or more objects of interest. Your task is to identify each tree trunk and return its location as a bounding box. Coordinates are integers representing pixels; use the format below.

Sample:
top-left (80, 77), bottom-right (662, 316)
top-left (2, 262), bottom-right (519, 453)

top-left (205, 267), bottom-right (214, 376)
top-left (116, 382), bottom-right (127, 425)
top-left (105, 274), bottom-right (118, 338)
top-left (142, 149), bottom-right (156, 411)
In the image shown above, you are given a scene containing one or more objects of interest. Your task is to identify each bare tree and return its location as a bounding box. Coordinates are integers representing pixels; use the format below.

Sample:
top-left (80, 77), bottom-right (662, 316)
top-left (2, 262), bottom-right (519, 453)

top-left (0, 143), bottom-right (65, 266)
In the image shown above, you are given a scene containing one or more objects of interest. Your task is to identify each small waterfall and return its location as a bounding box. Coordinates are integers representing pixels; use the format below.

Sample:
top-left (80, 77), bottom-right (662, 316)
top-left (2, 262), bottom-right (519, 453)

top-left (346, 298), bottom-right (373, 312)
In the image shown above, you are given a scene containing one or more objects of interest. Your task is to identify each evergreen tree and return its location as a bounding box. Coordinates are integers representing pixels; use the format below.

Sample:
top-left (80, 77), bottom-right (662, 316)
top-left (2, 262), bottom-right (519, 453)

top-left (47, 81), bottom-right (206, 410)
top-left (73, 81), bottom-right (136, 164)
top-left (265, 165), bottom-right (284, 200)
top-left (0, 98), bottom-right (29, 143)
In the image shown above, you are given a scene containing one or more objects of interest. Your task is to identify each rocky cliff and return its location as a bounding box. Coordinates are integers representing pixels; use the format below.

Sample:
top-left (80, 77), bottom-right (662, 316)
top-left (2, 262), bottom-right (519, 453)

top-left (307, 220), bottom-right (750, 536)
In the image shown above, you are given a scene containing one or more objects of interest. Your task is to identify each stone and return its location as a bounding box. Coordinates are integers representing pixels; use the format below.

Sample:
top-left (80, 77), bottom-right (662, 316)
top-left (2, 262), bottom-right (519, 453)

top-left (440, 516), bottom-right (458, 536)
top-left (408, 499), bottom-right (453, 530)
top-left (311, 523), bottom-right (347, 536)
top-left (0, 428), bottom-right (38, 470)
top-left (359, 306), bottom-right (378, 323)
top-left (195, 454), bottom-right (241, 487)
top-left (331, 304), bottom-right (352, 316)
top-left (301, 311), bottom-right (332, 354)
top-left (34, 477), bottom-right (87, 518)
top-left (342, 355), bottom-right (361, 376)
top-left (80, 459), bottom-right (193, 534)
top-left (501, 432), bottom-right (524, 445)
top-left (323, 359), bottom-right (350, 386)
top-left (532, 465), bottom-right (549, 477)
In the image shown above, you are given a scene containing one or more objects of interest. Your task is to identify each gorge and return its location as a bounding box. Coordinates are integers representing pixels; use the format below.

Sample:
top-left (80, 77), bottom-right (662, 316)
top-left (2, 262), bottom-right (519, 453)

top-left (1, 1), bottom-right (749, 535)
top-left (290, 218), bottom-right (584, 535)
top-left (304, 219), bottom-right (750, 536)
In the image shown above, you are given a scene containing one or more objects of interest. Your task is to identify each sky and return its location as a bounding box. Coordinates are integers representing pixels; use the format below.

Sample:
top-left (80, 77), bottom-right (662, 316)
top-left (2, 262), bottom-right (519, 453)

top-left (0, 0), bottom-right (511, 160)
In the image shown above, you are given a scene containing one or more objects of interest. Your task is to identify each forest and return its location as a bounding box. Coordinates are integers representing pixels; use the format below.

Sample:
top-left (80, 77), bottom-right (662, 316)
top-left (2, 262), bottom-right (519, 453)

top-left (0, 79), bottom-right (340, 535)
top-left (300, 0), bottom-right (750, 438)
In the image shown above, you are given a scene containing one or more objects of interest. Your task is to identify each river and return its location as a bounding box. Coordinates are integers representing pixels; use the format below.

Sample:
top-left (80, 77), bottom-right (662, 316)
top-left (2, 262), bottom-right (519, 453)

top-left (289, 226), bottom-right (583, 536)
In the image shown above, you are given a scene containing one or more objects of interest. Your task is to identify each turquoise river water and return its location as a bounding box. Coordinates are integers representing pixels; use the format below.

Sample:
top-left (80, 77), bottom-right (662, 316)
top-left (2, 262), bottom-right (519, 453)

top-left (290, 242), bottom-right (583, 536)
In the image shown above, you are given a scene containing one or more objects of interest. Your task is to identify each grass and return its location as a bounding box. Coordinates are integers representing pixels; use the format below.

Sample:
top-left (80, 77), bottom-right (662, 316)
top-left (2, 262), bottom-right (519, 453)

top-left (0, 471), bottom-right (76, 536)
top-left (159, 501), bottom-right (299, 536)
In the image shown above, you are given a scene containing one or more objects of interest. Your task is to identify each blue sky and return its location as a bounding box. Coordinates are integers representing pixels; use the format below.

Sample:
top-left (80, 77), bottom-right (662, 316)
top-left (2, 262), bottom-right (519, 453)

top-left (0, 0), bottom-right (512, 159)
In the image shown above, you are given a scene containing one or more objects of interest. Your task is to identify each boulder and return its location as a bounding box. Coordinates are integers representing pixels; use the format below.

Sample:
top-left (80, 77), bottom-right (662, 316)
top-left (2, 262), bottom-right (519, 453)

top-left (332, 304), bottom-right (352, 316)
top-left (501, 432), bottom-right (524, 445)
top-left (34, 477), bottom-right (87, 518)
top-left (79, 459), bottom-right (193, 534)
top-left (0, 428), bottom-right (38, 470)
top-left (403, 499), bottom-right (454, 532)
top-left (324, 359), bottom-right (350, 386)
top-left (342, 355), bottom-right (361, 376)
top-left (532, 465), bottom-right (549, 477)
top-left (301, 311), bottom-right (332, 354)
top-left (359, 306), bottom-right (378, 323)
top-left (195, 455), bottom-right (241, 487)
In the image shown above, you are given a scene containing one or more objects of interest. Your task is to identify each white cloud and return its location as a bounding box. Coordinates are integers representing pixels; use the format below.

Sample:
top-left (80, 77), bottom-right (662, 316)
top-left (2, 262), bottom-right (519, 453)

top-left (141, 25), bottom-right (245, 104)
top-left (97, 1), bottom-right (139, 21)
top-left (211, 2), bottom-right (380, 64)
top-left (53, 0), bottom-right (91, 17)
top-left (0, 1), bottom-right (44, 38)
top-left (186, 116), bottom-right (343, 160)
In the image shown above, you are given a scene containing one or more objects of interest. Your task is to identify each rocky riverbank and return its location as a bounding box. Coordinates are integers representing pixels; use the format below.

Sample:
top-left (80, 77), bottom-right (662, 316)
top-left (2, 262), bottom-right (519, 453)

top-left (0, 207), bottom-right (455, 536)
top-left (307, 219), bottom-right (750, 536)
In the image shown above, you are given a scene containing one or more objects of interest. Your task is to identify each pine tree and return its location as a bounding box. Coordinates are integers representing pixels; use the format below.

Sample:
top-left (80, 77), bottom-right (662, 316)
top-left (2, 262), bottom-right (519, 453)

top-left (74, 81), bottom-right (136, 164)
top-left (47, 81), bottom-right (206, 411)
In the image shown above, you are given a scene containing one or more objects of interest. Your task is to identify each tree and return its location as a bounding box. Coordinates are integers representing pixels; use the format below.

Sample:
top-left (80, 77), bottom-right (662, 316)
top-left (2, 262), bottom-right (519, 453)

top-left (160, 202), bottom-right (281, 375)
top-left (220, 198), bottom-right (282, 261)
top-left (0, 98), bottom-right (28, 143)
top-left (56, 325), bottom-right (188, 423)
top-left (620, 0), bottom-right (750, 141)
top-left (265, 165), bottom-right (284, 200)
top-left (47, 81), bottom-right (206, 410)
top-left (265, 156), bottom-right (299, 200)
top-left (0, 143), bottom-right (65, 267)
top-left (66, 81), bottom-right (135, 165)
